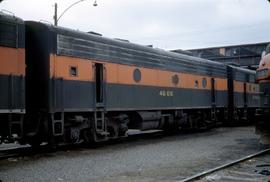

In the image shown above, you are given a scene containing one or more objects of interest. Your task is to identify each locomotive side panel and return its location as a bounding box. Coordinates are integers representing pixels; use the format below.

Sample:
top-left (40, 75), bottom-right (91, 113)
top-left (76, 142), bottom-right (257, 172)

top-left (0, 14), bottom-right (25, 112)
top-left (105, 64), bottom-right (228, 110)
top-left (226, 65), bottom-right (260, 122)
top-left (228, 66), bottom-right (259, 108)
top-left (24, 21), bottom-right (231, 144)
top-left (49, 55), bottom-right (95, 112)
top-left (0, 13), bottom-right (25, 143)
top-left (26, 22), bottom-right (97, 114)
top-left (55, 30), bottom-right (228, 111)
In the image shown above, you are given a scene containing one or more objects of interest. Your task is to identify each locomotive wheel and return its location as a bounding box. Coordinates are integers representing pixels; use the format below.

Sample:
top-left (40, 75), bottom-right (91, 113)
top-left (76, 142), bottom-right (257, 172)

top-left (82, 129), bottom-right (93, 144)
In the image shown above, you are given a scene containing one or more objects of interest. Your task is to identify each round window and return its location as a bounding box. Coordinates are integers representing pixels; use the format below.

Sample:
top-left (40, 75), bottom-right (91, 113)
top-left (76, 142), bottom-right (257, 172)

top-left (133, 68), bottom-right (141, 82)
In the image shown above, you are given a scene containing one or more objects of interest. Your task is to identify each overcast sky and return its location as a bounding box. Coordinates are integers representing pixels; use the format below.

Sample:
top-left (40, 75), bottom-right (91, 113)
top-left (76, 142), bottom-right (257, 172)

top-left (1, 0), bottom-right (270, 50)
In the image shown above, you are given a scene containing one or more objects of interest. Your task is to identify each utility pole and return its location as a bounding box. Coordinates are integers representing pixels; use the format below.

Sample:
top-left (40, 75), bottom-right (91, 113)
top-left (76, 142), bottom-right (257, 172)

top-left (54, 3), bottom-right (58, 26)
top-left (53, 0), bottom-right (97, 26)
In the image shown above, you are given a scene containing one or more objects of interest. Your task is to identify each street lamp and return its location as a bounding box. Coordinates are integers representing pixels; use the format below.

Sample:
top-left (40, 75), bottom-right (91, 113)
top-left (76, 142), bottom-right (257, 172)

top-left (54, 0), bottom-right (98, 26)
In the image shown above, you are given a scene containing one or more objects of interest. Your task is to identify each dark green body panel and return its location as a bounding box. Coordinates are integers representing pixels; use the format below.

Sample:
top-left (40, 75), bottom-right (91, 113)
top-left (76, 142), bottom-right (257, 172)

top-left (106, 84), bottom-right (228, 110)
top-left (0, 13), bottom-right (25, 113)
top-left (234, 92), bottom-right (260, 108)
top-left (48, 79), bottom-right (95, 112)
top-left (0, 74), bottom-right (25, 112)
top-left (48, 79), bottom-right (229, 112)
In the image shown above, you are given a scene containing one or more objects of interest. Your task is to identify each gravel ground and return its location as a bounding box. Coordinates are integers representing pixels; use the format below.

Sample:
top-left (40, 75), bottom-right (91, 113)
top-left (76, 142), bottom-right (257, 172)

top-left (0, 126), bottom-right (261, 182)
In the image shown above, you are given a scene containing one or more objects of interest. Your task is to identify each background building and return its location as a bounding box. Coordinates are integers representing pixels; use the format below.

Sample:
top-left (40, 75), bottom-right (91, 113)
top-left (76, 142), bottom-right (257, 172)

top-left (172, 42), bottom-right (270, 70)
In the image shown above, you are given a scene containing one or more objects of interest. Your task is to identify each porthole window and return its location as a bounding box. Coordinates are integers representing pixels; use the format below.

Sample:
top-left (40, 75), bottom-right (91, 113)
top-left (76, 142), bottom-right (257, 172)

top-left (195, 80), bottom-right (199, 88)
top-left (202, 78), bottom-right (207, 88)
top-left (133, 68), bottom-right (141, 82)
top-left (70, 66), bottom-right (78, 77)
top-left (172, 74), bottom-right (179, 85)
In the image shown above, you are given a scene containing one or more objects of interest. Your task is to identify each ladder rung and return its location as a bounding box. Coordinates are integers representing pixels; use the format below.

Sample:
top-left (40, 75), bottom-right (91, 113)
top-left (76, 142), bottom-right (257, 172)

top-left (10, 121), bottom-right (21, 124)
top-left (94, 110), bottom-right (106, 135)
top-left (53, 120), bottom-right (63, 123)
top-left (96, 130), bottom-right (109, 136)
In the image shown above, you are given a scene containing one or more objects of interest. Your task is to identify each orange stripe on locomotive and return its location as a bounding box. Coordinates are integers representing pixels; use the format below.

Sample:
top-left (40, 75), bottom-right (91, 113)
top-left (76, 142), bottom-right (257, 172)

top-left (49, 54), bottom-right (229, 91)
top-left (0, 47), bottom-right (25, 76)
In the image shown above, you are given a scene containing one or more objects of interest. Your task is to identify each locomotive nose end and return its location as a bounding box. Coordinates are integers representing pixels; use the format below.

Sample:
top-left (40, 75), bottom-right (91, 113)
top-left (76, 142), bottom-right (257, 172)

top-left (257, 54), bottom-right (270, 81)
top-left (259, 54), bottom-right (270, 69)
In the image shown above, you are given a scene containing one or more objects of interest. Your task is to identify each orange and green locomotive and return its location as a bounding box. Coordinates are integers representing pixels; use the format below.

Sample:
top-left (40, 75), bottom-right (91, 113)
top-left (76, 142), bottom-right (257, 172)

top-left (0, 12), bottom-right (25, 143)
top-left (255, 44), bottom-right (270, 145)
top-left (0, 13), bottom-right (262, 146)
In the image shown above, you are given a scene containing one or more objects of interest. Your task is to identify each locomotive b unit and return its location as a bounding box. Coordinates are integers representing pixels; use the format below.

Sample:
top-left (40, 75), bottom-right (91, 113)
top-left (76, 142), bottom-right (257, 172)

top-left (23, 21), bottom-right (260, 145)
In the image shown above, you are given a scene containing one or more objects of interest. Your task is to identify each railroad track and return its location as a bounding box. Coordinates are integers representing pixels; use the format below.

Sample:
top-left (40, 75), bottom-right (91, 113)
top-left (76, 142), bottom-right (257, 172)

top-left (0, 145), bottom-right (32, 160)
top-left (0, 130), bottom-right (165, 160)
top-left (180, 148), bottom-right (270, 182)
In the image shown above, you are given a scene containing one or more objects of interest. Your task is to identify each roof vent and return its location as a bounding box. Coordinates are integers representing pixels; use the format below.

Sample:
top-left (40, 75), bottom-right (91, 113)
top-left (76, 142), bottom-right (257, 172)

top-left (87, 31), bottom-right (102, 36)
top-left (145, 45), bottom-right (153, 48)
top-left (114, 38), bottom-right (130, 43)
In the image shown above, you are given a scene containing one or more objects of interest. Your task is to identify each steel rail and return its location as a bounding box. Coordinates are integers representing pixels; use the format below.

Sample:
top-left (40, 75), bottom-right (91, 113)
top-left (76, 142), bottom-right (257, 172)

top-left (0, 146), bottom-right (31, 160)
top-left (179, 148), bottom-right (270, 182)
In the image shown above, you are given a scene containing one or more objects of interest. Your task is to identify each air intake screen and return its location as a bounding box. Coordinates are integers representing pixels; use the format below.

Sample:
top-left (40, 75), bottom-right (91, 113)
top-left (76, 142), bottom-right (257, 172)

top-left (0, 22), bottom-right (17, 48)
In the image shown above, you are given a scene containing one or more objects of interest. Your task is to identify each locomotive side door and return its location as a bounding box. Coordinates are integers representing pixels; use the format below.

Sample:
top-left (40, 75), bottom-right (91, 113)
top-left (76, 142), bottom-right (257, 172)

top-left (211, 78), bottom-right (216, 105)
top-left (227, 66), bottom-right (234, 121)
top-left (211, 78), bottom-right (216, 120)
top-left (93, 63), bottom-right (108, 140)
top-left (243, 82), bottom-right (247, 107)
top-left (94, 63), bottom-right (106, 107)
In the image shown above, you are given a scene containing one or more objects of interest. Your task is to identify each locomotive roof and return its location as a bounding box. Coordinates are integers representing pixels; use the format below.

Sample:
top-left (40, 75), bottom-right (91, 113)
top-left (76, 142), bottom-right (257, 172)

top-left (229, 65), bottom-right (255, 74)
top-left (0, 11), bottom-right (24, 24)
top-left (53, 24), bottom-right (224, 65)
top-left (26, 21), bottom-right (228, 77)
top-left (0, 12), bottom-right (25, 49)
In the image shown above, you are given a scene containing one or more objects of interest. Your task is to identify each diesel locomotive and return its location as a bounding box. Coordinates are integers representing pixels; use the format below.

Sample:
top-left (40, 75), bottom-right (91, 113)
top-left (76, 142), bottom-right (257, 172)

top-left (0, 12), bottom-right (25, 143)
top-left (0, 12), bottom-right (261, 146)
top-left (256, 44), bottom-right (270, 144)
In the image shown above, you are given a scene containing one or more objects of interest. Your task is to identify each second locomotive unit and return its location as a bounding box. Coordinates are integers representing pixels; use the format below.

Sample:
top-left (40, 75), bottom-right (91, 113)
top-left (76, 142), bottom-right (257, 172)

top-left (23, 21), bottom-right (260, 145)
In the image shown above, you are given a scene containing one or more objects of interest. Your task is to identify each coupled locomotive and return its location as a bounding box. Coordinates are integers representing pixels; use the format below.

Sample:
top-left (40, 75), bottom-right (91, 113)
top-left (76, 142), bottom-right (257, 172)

top-left (256, 44), bottom-right (270, 144)
top-left (0, 12), bottom-right (261, 146)
top-left (0, 12), bottom-right (25, 143)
